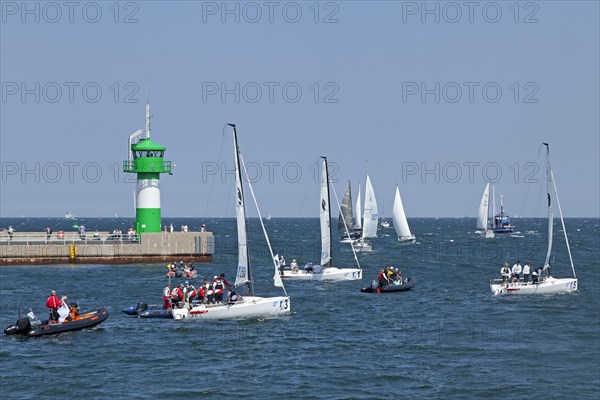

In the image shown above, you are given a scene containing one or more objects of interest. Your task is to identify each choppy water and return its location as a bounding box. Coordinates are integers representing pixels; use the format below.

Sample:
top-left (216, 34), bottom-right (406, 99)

top-left (0, 217), bottom-right (599, 399)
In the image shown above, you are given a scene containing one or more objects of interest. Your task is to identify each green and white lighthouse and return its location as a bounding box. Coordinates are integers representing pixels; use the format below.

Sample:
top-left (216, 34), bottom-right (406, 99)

top-left (123, 103), bottom-right (172, 233)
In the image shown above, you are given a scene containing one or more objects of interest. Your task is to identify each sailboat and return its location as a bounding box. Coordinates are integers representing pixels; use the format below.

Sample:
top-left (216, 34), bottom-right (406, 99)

top-left (490, 143), bottom-right (577, 295)
top-left (280, 157), bottom-right (362, 281)
top-left (477, 183), bottom-right (495, 238)
top-left (172, 124), bottom-right (291, 319)
top-left (352, 175), bottom-right (378, 251)
top-left (265, 214), bottom-right (271, 221)
top-left (392, 185), bottom-right (416, 242)
top-left (380, 198), bottom-right (390, 228)
top-left (65, 211), bottom-right (75, 220)
top-left (339, 181), bottom-right (361, 241)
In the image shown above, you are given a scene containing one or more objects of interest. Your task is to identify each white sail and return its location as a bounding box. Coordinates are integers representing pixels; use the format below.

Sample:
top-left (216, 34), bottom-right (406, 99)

top-left (320, 157), bottom-right (332, 267)
top-left (392, 185), bottom-right (412, 238)
top-left (233, 128), bottom-right (250, 290)
top-left (477, 183), bottom-right (491, 230)
top-left (361, 175), bottom-right (378, 238)
top-left (354, 182), bottom-right (362, 229)
top-left (338, 181), bottom-right (354, 229)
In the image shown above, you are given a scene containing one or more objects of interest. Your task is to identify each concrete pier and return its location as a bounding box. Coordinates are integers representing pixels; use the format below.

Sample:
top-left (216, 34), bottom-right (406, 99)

top-left (0, 231), bottom-right (214, 265)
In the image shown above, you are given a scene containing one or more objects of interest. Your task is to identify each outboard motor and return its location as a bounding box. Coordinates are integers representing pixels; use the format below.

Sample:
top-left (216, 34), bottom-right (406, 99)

top-left (371, 280), bottom-right (378, 289)
top-left (4, 317), bottom-right (31, 335)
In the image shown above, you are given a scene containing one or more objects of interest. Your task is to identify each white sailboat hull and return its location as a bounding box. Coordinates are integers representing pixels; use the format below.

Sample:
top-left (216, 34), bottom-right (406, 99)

top-left (397, 234), bottom-right (416, 243)
top-left (280, 267), bottom-right (362, 281)
top-left (172, 296), bottom-right (291, 320)
top-left (490, 277), bottom-right (578, 296)
top-left (352, 240), bottom-right (372, 252)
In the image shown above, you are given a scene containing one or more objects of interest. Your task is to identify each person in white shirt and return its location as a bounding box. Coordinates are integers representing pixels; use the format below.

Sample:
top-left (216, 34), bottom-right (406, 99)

top-left (512, 260), bottom-right (522, 283)
top-left (522, 261), bottom-right (531, 284)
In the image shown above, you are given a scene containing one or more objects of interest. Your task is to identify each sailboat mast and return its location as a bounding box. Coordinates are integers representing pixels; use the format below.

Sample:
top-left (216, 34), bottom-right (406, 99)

top-left (543, 143), bottom-right (553, 269)
top-left (231, 124), bottom-right (254, 296)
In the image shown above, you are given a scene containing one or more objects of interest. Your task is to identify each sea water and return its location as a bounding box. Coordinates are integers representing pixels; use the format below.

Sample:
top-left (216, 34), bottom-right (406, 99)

top-left (0, 218), bottom-right (598, 399)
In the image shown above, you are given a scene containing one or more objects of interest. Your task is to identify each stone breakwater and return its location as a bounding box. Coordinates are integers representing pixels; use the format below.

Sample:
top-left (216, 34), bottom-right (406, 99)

top-left (0, 231), bottom-right (214, 265)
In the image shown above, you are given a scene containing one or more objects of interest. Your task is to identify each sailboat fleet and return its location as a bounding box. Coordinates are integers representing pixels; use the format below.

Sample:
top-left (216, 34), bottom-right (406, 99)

top-left (124, 135), bottom-right (578, 326)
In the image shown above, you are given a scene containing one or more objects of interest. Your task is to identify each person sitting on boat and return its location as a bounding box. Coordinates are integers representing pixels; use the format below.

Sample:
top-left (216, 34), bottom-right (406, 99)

top-left (46, 290), bottom-right (60, 322)
top-left (500, 262), bottom-right (511, 283)
top-left (175, 261), bottom-right (185, 277)
top-left (393, 269), bottom-right (404, 285)
top-left (312, 263), bottom-right (322, 274)
top-left (163, 283), bottom-right (172, 309)
top-left (69, 302), bottom-right (80, 320)
top-left (187, 262), bottom-right (198, 278)
top-left (185, 281), bottom-right (198, 305)
top-left (166, 263), bottom-right (176, 278)
top-left (197, 284), bottom-right (206, 304)
top-left (532, 268), bottom-right (539, 285)
top-left (304, 262), bottom-right (314, 273)
top-left (227, 289), bottom-right (240, 303)
top-left (171, 284), bottom-right (184, 308)
top-left (57, 296), bottom-right (71, 323)
top-left (386, 266), bottom-right (395, 283)
top-left (511, 260), bottom-right (522, 283)
top-left (290, 259), bottom-right (299, 273)
top-left (522, 261), bottom-right (531, 284)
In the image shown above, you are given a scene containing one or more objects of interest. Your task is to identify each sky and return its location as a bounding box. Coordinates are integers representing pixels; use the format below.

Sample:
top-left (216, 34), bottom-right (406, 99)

top-left (1, 0), bottom-right (599, 218)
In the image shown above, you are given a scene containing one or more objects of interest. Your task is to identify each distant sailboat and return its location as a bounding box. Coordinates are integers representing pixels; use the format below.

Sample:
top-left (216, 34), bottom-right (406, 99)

top-left (477, 183), bottom-right (495, 238)
top-left (65, 211), bottom-right (75, 220)
top-left (392, 185), bottom-right (416, 243)
top-left (490, 143), bottom-right (577, 295)
top-left (266, 214), bottom-right (271, 221)
top-left (354, 181), bottom-right (362, 231)
top-left (353, 175), bottom-right (378, 251)
top-left (380, 198), bottom-right (390, 228)
top-left (339, 181), bottom-right (361, 241)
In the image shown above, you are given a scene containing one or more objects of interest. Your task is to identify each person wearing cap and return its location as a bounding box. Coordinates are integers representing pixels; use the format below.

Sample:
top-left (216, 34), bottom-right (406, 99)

top-left (212, 275), bottom-right (225, 303)
top-left (57, 296), bottom-right (71, 323)
top-left (290, 259), bottom-right (299, 273)
top-left (184, 281), bottom-right (198, 306)
top-left (46, 290), bottom-right (60, 322)
top-left (171, 284), bottom-right (184, 308)
top-left (200, 224), bottom-right (206, 232)
top-left (163, 283), bottom-right (172, 309)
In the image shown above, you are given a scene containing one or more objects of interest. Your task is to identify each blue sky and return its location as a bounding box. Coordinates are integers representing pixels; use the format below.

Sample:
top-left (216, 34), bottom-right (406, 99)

top-left (1, 1), bottom-right (598, 218)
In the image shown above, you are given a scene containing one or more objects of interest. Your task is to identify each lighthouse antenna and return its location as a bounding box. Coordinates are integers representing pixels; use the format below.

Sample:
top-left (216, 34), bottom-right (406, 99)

top-left (145, 104), bottom-right (151, 138)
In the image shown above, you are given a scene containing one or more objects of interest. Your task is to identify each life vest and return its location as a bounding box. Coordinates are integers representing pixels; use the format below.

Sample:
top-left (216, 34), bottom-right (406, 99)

top-left (57, 231), bottom-right (64, 239)
top-left (214, 279), bottom-right (224, 293)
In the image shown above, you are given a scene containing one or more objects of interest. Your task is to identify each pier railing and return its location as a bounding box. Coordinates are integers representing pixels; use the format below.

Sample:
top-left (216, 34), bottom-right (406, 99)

top-left (0, 231), bottom-right (140, 245)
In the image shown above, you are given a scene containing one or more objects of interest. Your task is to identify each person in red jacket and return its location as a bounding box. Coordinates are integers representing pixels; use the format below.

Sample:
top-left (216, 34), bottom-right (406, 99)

top-left (171, 284), bottom-right (184, 308)
top-left (46, 290), bottom-right (60, 322)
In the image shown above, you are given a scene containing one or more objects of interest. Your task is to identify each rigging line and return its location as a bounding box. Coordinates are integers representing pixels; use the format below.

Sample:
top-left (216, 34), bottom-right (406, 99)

top-left (550, 173), bottom-right (576, 278)
top-left (331, 182), bottom-right (362, 270)
top-left (239, 153), bottom-right (288, 296)
top-left (202, 125), bottom-right (228, 222)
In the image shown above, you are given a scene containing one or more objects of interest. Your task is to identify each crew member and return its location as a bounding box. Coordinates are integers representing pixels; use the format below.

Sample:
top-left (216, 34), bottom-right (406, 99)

top-left (46, 290), bottom-right (60, 322)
